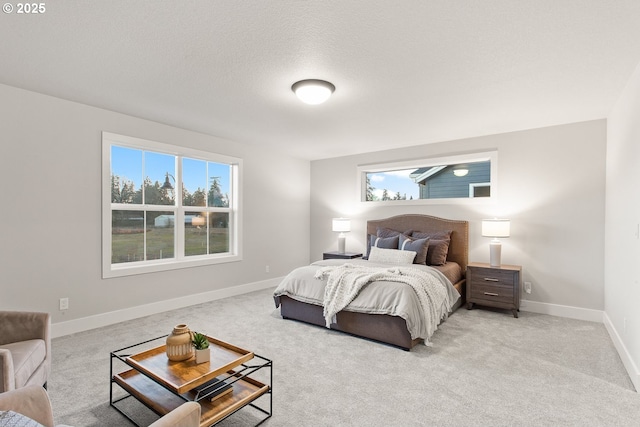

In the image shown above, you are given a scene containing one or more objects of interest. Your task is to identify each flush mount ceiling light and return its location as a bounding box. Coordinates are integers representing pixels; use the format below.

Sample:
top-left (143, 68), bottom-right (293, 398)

top-left (453, 168), bottom-right (469, 177)
top-left (291, 79), bottom-right (335, 105)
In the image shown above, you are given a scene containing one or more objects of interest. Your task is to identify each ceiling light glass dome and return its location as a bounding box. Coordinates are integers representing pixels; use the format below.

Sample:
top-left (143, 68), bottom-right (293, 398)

top-left (291, 79), bottom-right (335, 105)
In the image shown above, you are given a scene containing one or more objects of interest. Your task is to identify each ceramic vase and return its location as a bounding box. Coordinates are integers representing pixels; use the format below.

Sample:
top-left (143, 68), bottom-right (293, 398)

top-left (165, 324), bottom-right (194, 361)
top-left (195, 348), bottom-right (210, 364)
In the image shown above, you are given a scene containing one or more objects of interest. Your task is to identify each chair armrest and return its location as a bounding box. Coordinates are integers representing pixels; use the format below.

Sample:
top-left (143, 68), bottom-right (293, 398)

top-left (0, 311), bottom-right (51, 386)
top-left (149, 402), bottom-right (201, 427)
top-left (0, 384), bottom-right (55, 427)
top-left (0, 348), bottom-right (15, 393)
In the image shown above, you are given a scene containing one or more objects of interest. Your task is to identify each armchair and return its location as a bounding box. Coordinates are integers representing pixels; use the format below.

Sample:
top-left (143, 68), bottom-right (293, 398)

top-left (0, 311), bottom-right (51, 393)
top-left (0, 385), bottom-right (201, 427)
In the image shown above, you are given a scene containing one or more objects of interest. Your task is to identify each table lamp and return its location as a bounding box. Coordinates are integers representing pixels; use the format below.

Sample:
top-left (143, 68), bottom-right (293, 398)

top-left (482, 219), bottom-right (510, 267)
top-left (332, 218), bottom-right (351, 254)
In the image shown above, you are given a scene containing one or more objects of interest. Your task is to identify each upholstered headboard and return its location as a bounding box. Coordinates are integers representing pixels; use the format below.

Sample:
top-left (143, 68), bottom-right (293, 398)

top-left (366, 214), bottom-right (469, 273)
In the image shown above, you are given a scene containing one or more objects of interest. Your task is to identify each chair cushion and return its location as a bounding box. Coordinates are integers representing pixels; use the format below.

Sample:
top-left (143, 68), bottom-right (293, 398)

top-left (0, 340), bottom-right (46, 389)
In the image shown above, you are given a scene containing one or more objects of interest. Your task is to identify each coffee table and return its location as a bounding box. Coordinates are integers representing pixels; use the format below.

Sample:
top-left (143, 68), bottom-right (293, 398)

top-left (110, 335), bottom-right (272, 426)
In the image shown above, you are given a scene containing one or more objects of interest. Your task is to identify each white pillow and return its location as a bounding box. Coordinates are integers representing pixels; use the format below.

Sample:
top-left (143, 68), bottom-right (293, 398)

top-left (368, 246), bottom-right (416, 265)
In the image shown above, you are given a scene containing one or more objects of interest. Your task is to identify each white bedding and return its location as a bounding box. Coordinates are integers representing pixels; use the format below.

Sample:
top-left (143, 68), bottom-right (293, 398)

top-left (273, 258), bottom-right (460, 342)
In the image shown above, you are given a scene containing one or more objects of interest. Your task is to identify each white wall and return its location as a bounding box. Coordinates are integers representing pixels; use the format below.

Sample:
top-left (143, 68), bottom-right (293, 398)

top-left (0, 84), bottom-right (310, 334)
top-left (605, 62), bottom-right (640, 390)
top-left (311, 120), bottom-right (607, 317)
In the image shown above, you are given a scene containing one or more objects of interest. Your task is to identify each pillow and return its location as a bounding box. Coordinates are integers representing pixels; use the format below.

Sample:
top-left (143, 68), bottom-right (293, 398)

top-left (411, 230), bottom-right (452, 266)
top-left (0, 411), bottom-right (45, 427)
top-left (368, 246), bottom-right (416, 265)
top-left (365, 234), bottom-right (400, 259)
top-left (365, 227), bottom-right (412, 259)
top-left (376, 227), bottom-right (412, 238)
top-left (398, 234), bottom-right (429, 265)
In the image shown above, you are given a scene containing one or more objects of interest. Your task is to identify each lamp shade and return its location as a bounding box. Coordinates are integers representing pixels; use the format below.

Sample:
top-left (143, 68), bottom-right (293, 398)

top-left (332, 218), bottom-right (351, 233)
top-left (292, 79), bottom-right (335, 105)
top-left (482, 219), bottom-right (510, 238)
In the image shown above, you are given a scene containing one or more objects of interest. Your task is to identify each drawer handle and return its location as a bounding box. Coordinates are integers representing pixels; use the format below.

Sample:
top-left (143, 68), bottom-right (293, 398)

top-left (484, 292), bottom-right (499, 297)
top-left (483, 278), bottom-right (499, 282)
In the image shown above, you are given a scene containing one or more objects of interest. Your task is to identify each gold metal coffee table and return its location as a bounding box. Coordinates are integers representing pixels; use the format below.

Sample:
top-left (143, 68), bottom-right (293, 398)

top-left (110, 335), bottom-right (272, 426)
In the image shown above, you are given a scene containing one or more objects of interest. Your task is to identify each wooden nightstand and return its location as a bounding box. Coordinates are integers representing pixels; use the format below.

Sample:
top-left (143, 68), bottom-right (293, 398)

top-left (466, 262), bottom-right (522, 318)
top-left (323, 251), bottom-right (363, 260)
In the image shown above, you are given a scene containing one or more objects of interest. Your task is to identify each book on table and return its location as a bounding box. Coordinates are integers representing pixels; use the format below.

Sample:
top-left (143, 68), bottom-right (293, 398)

top-left (191, 377), bottom-right (233, 402)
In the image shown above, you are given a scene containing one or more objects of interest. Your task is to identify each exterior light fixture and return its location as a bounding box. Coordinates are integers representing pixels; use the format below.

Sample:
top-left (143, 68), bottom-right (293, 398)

top-left (292, 79), bottom-right (335, 105)
top-left (453, 169), bottom-right (469, 177)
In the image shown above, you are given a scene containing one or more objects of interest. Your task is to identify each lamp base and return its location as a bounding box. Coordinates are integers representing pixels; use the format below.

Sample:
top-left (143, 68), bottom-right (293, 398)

top-left (337, 234), bottom-right (346, 254)
top-left (489, 240), bottom-right (502, 267)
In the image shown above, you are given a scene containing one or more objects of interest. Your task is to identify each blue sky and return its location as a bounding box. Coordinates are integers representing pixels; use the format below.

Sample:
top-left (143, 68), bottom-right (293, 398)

top-left (368, 169), bottom-right (420, 199)
top-left (111, 146), bottom-right (230, 195)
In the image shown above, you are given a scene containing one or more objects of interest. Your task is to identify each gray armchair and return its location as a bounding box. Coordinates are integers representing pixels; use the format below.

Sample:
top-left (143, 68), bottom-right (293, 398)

top-left (0, 385), bottom-right (201, 427)
top-left (0, 311), bottom-right (51, 393)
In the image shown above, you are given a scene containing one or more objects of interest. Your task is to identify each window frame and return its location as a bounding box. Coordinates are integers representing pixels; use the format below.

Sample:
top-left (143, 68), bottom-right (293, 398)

top-left (357, 151), bottom-right (498, 205)
top-left (102, 132), bottom-right (242, 278)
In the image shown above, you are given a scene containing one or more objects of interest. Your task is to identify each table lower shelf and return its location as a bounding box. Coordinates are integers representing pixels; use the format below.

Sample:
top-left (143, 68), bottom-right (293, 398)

top-left (114, 369), bottom-right (270, 426)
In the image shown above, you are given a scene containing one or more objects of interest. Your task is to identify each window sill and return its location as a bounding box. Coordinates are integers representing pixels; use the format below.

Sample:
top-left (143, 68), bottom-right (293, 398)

top-left (102, 254), bottom-right (242, 278)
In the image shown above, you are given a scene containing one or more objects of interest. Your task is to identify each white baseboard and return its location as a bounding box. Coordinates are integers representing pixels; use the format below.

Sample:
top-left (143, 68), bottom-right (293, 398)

top-left (51, 277), bottom-right (283, 338)
top-left (520, 299), bottom-right (604, 323)
top-left (603, 312), bottom-right (640, 392)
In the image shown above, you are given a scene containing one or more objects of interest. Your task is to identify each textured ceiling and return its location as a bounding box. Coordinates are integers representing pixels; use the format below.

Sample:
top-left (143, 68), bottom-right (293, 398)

top-left (2, 0), bottom-right (640, 160)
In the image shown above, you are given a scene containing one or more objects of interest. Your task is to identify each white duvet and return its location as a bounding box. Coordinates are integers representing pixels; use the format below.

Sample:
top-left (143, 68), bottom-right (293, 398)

top-left (273, 259), bottom-right (460, 343)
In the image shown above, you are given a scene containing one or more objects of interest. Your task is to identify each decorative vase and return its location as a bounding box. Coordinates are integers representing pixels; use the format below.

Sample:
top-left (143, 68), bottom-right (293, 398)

top-left (165, 324), bottom-right (194, 361)
top-left (195, 348), bottom-right (210, 364)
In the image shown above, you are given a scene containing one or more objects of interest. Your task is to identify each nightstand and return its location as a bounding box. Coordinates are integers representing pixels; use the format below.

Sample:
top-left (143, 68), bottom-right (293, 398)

top-left (323, 251), bottom-right (363, 260)
top-left (466, 262), bottom-right (522, 318)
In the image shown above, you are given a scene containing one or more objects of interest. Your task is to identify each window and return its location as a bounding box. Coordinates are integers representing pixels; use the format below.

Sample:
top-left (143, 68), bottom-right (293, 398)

top-left (358, 151), bottom-right (497, 204)
top-left (102, 132), bottom-right (242, 278)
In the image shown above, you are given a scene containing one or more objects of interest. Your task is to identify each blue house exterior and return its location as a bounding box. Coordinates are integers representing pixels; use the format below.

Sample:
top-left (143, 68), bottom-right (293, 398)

top-left (412, 161), bottom-right (490, 199)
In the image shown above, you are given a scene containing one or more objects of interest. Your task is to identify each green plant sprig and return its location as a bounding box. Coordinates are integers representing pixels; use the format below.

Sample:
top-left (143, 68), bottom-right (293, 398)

top-left (192, 332), bottom-right (210, 350)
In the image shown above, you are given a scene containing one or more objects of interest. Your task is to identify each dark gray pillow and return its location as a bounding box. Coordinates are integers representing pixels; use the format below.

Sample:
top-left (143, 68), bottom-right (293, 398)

top-left (365, 234), bottom-right (400, 259)
top-left (411, 230), bottom-right (452, 266)
top-left (365, 227), bottom-right (412, 259)
top-left (399, 234), bottom-right (429, 265)
top-left (376, 227), bottom-right (413, 238)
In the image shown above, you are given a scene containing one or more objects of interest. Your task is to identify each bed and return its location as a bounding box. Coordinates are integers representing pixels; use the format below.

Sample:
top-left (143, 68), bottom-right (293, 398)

top-left (273, 214), bottom-right (469, 350)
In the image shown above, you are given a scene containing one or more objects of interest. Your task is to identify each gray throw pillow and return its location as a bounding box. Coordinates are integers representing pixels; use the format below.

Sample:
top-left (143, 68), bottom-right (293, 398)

top-left (411, 230), bottom-right (452, 265)
top-left (365, 234), bottom-right (400, 259)
top-left (399, 234), bottom-right (429, 265)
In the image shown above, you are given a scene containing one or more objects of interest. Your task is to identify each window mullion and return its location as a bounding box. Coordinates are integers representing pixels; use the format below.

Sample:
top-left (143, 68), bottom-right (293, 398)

top-left (175, 156), bottom-right (184, 259)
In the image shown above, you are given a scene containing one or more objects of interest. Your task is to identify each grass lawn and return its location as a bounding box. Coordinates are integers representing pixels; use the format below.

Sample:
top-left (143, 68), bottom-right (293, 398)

top-left (112, 227), bottom-right (229, 263)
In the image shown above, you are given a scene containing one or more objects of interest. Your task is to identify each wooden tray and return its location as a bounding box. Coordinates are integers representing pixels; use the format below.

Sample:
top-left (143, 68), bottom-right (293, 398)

top-left (124, 336), bottom-right (253, 394)
top-left (114, 369), bottom-right (269, 426)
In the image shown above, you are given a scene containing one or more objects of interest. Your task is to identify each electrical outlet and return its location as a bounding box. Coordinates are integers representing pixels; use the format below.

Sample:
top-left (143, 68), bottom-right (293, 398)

top-left (524, 281), bottom-right (532, 294)
top-left (265, 265), bottom-right (270, 273)
top-left (59, 297), bottom-right (69, 311)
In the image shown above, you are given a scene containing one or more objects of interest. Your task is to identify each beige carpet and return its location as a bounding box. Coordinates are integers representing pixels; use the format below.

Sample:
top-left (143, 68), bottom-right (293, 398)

top-left (49, 287), bottom-right (639, 426)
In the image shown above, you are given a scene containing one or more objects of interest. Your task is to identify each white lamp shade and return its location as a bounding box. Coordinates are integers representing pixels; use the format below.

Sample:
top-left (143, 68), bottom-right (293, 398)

top-left (332, 218), bottom-right (351, 233)
top-left (482, 219), bottom-right (510, 238)
top-left (292, 79), bottom-right (335, 105)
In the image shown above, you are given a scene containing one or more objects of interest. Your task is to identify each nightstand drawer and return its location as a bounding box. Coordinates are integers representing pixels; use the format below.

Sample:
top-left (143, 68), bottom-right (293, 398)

top-left (469, 268), bottom-right (517, 287)
top-left (470, 283), bottom-right (514, 304)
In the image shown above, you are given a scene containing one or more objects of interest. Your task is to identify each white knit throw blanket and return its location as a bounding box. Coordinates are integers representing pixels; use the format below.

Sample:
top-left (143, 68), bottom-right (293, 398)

top-left (314, 263), bottom-right (451, 343)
